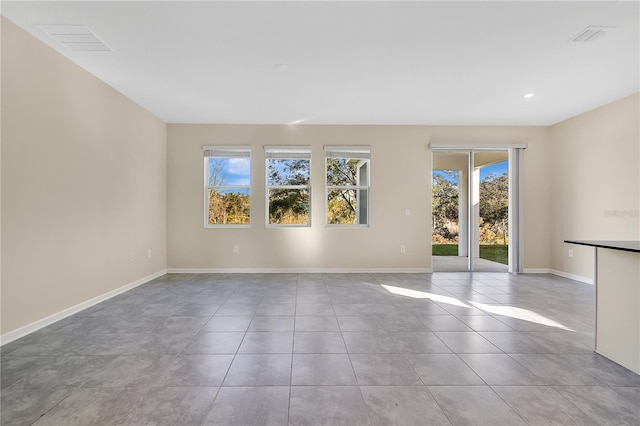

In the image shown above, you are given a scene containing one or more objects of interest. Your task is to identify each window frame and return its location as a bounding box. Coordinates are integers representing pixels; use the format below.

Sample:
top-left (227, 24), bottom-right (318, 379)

top-left (324, 146), bottom-right (371, 227)
top-left (265, 146), bottom-right (312, 227)
top-left (203, 145), bottom-right (252, 228)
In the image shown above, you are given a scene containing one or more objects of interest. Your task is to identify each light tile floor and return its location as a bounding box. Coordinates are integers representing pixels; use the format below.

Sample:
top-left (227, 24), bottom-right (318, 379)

top-left (2, 273), bottom-right (639, 425)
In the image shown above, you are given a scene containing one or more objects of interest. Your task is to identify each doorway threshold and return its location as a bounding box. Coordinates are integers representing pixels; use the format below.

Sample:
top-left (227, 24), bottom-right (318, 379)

top-left (432, 256), bottom-right (508, 272)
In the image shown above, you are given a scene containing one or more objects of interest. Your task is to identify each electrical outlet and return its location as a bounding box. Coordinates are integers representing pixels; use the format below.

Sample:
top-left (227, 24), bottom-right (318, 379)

top-left (405, 208), bottom-right (411, 217)
top-left (147, 248), bottom-right (152, 259)
top-left (233, 244), bottom-right (239, 254)
top-left (400, 245), bottom-right (406, 253)
top-left (568, 249), bottom-right (574, 258)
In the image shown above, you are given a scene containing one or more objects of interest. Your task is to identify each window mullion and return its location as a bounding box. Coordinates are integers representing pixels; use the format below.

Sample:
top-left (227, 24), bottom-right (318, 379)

top-left (268, 185), bottom-right (309, 190)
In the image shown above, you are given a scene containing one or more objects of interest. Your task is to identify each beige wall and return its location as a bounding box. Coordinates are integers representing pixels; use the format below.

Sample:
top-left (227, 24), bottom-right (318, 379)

top-left (550, 93), bottom-right (640, 280)
top-left (1, 18), bottom-right (167, 335)
top-left (1, 17), bottom-right (4, 336)
top-left (167, 124), bottom-right (551, 271)
top-left (168, 125), bottom-right (431, 271)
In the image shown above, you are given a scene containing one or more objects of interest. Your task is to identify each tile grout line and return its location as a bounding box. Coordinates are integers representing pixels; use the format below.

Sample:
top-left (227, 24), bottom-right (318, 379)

top-left (198, 283), bottom-right (246, 425)
top-left (286, 273), bottom-right (300, 426)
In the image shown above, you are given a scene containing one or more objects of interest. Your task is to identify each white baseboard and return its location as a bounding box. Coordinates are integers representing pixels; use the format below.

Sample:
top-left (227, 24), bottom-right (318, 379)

top-left (520, 268), bottom-right (594, 285)
top-left (523, 268), bottom-right (551, 274)
top-left (167, 268), bottom-right (433, 274)
top-left (0, 269), bottom-right (167, 346)
top-left (550, 269), bottom-right (594, 285)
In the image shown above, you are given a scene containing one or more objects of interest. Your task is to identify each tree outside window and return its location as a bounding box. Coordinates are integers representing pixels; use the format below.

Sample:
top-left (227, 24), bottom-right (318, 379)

top-left (266, 147), bottom-right (311, 226)
top-left (325, 147), bottom-right (370, 226)
top-left (432, 171), bottom-right (460, 243)
top-left (479, 172), bottom-right (509, 245)
top-left (204, 146), bottom-right (251, 227)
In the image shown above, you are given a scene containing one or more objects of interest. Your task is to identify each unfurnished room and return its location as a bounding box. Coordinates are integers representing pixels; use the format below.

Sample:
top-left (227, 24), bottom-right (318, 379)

top-left (1, 1), bottom-right (639, 425)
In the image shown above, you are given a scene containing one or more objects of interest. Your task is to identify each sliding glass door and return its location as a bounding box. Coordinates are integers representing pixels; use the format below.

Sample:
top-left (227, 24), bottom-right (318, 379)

top-left (432, 148), bottom-right (516, 272)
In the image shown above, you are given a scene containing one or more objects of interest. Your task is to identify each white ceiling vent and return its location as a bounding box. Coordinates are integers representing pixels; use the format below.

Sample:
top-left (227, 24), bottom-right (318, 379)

top-left (569, 26), bottom-right (616, 42)
top-left (36, 24), bottom-right (111, 51)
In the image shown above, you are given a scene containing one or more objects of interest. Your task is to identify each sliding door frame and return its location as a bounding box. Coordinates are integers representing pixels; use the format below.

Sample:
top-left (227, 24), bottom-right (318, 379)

top-left (430, 143), bottom-right (527, 273)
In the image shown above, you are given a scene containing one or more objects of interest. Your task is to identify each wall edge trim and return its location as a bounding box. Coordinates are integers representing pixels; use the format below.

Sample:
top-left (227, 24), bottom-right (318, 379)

top-left (167, 268), bottom-right (433, 274)
top-left (0, 269), bottom-right (168, 346)
top-left (550, 269), bottom-right (594, 285)
top-left (523, 268), bottom-right (552, 274)
top-left (524, 268), bottom-right (594, 284)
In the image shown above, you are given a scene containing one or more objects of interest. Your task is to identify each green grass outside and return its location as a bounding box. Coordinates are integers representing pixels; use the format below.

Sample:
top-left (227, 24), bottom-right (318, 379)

top-left (432, 244), bottom-right (508, 265)
top-left (479, 245), bottom-right (508, 264)
top-left (431, 244), bottom-right (459, 256)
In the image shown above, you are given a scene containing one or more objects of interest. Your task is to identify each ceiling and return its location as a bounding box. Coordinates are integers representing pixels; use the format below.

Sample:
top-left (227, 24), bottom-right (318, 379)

top-left (3, 1), bottom-right (639, 125)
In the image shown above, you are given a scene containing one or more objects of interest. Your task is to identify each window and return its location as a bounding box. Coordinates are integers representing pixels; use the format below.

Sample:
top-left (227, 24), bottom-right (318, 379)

top-left (325, 146), bottom-right (370, 226)
top-left (266, 146), bottom-right (311, 226)
top-left (204, 146), bottom-right (251, 227)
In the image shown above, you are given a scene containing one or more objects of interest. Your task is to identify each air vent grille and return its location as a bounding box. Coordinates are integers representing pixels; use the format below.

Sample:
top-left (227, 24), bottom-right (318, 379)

top-left (36, 24), bottom-right (111, 51)
top-left (570, 26), bottom-right (615, 42)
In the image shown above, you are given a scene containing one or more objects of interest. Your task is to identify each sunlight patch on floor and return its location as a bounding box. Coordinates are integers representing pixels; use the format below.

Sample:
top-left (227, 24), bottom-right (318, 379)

top-left (380, 284), bottom-right (573, 331)
top-left (380, 284), bottom-right (470, 308)
top-left (468, 301), bottom-right (574, 331)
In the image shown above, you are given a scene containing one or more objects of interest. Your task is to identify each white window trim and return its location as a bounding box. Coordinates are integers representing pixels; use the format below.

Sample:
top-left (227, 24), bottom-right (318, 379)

top-left (324, 146), bottom-right (371, 227)
top-left (428, 142), bottom-right (528, 150)
top-left (203, 145), bottom-right (252, 228)
top-left (265, 146), bottom-right (312, 227)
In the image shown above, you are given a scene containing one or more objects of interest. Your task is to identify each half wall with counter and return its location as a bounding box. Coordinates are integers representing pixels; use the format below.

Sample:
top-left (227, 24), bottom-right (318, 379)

top-left (565, 240), bottom-right (640, 374)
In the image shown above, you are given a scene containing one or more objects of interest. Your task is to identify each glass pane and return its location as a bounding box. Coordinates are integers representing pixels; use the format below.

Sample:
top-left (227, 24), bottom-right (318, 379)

top-left (268, 189), bottom-right (310, 225)
top-left (267, 159), bottom-right (310, 186)
top-left (431, 170), bottom-right (460, 246)
top-left (207, 157), bottom-right (250, 186)
top-left (208, 188), bottom-right (250, 225)
top-left (326, 158), bottom-right (359, 186)
top-left (358, 188), bottom-right (368, 225)
top-left (327, 188), bottom-right (370, 225)
top-left (431, 150), bottom-right (469, 271)
top-left (477, 155), bottom-right (509, 266)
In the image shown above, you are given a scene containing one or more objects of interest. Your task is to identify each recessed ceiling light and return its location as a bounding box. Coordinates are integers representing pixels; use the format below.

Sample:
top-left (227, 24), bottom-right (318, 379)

top-left (524, 93), bottom-right (535, 99)
top-left (274, 64), bottom-right (288, 71)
